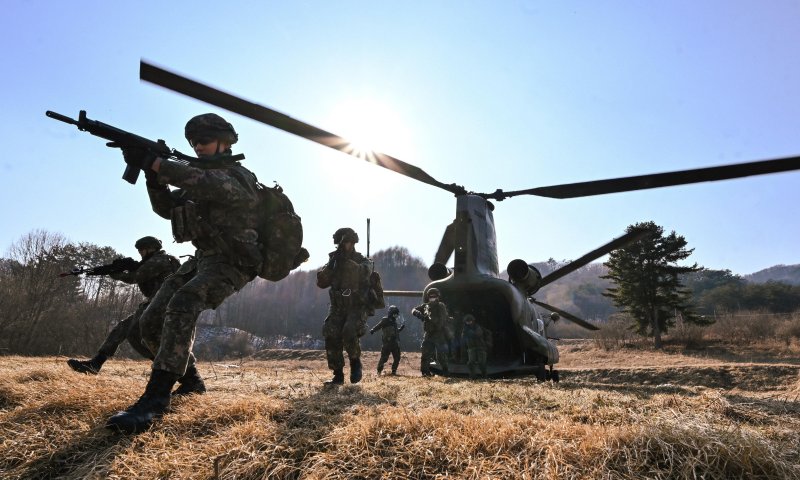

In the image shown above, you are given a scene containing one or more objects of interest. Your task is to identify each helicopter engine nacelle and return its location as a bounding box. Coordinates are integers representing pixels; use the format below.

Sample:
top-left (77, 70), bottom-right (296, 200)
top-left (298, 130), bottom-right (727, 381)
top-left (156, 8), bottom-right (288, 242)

top-left (428, 262), bottom-right (452, 281)
top-left (507, 259), bottom-right (542, 295)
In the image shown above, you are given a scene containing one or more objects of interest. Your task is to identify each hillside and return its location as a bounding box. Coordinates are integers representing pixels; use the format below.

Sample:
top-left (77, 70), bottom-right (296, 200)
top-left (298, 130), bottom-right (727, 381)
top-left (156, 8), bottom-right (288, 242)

top-left (746, 264), bottom-right (800, 285)
top-left (1, 342), bottom-right (799, 479)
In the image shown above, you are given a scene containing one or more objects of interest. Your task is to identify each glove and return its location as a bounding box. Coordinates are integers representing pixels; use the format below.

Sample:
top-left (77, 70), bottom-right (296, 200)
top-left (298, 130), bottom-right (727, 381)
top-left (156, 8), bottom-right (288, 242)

top-left (108, 142), bottom-right (157, 171)
top-left (369, 328), bottom-right (376, 335)
top-left (144, 167), bottom-right (159, 183)
top-left (412, 310), bottom-right (423, 320)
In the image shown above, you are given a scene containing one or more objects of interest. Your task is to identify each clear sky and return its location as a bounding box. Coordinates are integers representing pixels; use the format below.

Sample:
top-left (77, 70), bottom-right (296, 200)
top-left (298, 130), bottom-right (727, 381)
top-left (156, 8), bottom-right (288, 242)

top-left (3, 1), bottom-right (799, 276)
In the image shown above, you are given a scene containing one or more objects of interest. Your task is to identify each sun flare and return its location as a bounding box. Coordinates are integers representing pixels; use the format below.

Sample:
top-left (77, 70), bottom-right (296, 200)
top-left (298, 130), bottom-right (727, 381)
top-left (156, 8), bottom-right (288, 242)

top-left (328, 97), bottom-right (413, 163)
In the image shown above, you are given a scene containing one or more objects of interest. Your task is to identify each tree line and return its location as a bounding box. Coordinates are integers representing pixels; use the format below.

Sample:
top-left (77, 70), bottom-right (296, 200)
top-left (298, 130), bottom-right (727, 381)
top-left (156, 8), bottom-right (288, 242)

top-left (2, 228), bottom-right (799, 356)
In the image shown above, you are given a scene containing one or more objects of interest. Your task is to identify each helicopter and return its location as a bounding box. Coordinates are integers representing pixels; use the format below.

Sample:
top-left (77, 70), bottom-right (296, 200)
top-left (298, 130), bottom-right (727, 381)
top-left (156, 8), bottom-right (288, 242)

top-left (138, 61), bottom-right (800, 380)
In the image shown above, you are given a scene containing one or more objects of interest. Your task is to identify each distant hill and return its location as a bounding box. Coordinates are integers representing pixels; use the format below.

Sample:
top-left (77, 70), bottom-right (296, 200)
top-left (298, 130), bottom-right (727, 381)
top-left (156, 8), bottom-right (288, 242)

top-left (745, 264), bottom-right (800, 285)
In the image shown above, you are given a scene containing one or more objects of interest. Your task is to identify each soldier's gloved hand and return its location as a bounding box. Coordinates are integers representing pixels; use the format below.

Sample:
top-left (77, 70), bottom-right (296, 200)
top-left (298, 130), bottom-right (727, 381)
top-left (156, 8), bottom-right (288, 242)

top-left (108, 142), bottom-right (157, 171)
top-left (369, 329), bottom-right (375, 335)
top-left (144, 166), bottom-right (159, 184)
top-left (412, 310), bottom-right (423, 320)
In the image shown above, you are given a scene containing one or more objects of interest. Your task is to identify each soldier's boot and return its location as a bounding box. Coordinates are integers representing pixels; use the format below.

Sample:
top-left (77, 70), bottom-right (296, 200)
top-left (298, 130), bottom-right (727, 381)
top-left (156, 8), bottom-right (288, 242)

top-left (105, 369), bottom-right (179, 434)
top-left (390, 369), bottom-right (397, 376)
top-left (350, 358), bottom-right (363, 384)
top-left (376, 363), bottom-right (384, 375)
top-left (172, 364), bottom-right (206, 396)
top-left (67, 353), bottom-right (107, 375)
top-left (325, 369), bottom-right (345, 385)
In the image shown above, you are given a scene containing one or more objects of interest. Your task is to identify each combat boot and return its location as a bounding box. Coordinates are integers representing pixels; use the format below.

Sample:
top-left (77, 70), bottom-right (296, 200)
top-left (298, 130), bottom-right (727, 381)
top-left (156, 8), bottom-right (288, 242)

top-left (376, 364), bottom-right (384, 375)
top-left (106, 369), bottom-right (179, 434)
top-left (325, 369), bottom-right (345, 385)
top-left (350, 358), bottom-right (363, 384)
top-left (172, 364), bottom-right (206, 396)
top-left (390, 369), bottom-right (397, 376)
top-left (67, 353), bottom-right (107, 375)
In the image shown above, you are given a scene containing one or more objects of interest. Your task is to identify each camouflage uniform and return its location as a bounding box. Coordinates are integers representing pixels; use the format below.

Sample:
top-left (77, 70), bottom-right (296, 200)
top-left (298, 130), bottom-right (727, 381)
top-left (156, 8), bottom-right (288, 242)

top-left (67, 238), bottom-right (179, 374)
top-left (413, 297), bottom-right (450, 376)
top-left (107, 113), bottom-right (262, 433)
top-left (317, 228), bottom-right (371, 383)
top-left (370, 306), bottom-right (404, 375)
top-left (143, 157), bottom-right (261, 375)
top-left (461, 315), bottom-right (491, 378)
top-left (136, 256), bottom-right (198, 366)
top-left (100, 250), bottom-right (180, 359)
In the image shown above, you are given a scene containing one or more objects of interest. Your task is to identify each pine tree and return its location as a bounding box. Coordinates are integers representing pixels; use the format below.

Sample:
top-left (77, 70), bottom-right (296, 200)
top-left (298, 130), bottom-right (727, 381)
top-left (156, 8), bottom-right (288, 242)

top-left (602, 221), bottom-right (709, 348)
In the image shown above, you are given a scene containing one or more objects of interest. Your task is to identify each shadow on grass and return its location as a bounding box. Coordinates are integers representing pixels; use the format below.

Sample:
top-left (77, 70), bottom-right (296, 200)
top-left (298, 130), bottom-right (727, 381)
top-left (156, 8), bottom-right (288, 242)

top-left (213, 381), bottom-right (398, 479)
top-left (3, 418), bottom-right (133, 479)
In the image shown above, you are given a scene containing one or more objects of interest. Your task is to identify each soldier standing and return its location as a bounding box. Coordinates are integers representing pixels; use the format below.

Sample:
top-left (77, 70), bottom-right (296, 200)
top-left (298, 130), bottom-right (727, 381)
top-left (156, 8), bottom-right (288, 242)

top-left (67, 236), bottom-right (180, 374)
top-left (316, 227), bottom-right (372, 385)
top-left (412, 287), bottom-right (450, 376)
top-left (370, 305), bottom-right (405, 375)
top-left (461, 314), bottom-right (491, 379)
top-left (106, 113), bottom-right (263, 433)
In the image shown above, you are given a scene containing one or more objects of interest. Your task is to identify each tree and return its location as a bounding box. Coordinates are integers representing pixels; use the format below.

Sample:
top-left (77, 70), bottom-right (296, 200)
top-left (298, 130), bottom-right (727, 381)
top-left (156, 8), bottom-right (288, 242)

top-left (602, 221), bottom-right (710, 348)
top-left (0, 230), bottom-right (139, 355)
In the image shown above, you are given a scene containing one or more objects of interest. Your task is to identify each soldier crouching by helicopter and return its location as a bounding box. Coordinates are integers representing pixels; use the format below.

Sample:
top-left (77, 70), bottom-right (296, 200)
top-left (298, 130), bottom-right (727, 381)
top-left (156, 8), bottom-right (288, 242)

top-left (412, 287), bottom-right (450, 376)
top-left (369, 305), bottom-right (405, 375)
top-left (316, 227), bottom-right (373, 385)
top-left (67, 236), bottom-right (180, 374)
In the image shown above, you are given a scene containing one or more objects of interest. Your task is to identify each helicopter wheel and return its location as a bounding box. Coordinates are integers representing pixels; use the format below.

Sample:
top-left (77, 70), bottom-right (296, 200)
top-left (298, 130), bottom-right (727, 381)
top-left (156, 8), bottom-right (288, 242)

top-left (535, 364), bottom-right (547, 382)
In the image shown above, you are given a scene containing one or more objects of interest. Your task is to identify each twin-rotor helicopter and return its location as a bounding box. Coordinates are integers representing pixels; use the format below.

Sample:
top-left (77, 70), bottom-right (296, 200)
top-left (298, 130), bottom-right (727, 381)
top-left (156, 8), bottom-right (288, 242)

top-left (125, 62), bottom-right (800, 379)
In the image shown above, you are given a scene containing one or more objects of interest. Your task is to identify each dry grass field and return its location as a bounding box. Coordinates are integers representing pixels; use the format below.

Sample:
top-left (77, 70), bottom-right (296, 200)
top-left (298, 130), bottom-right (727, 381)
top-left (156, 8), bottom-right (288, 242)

top-left (1, 341), bottom-right (799, 479)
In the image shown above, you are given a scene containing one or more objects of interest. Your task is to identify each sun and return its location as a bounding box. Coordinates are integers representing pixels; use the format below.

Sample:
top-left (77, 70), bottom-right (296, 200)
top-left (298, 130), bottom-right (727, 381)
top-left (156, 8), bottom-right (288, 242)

top-left (327, 97), bottom-right (414, 164)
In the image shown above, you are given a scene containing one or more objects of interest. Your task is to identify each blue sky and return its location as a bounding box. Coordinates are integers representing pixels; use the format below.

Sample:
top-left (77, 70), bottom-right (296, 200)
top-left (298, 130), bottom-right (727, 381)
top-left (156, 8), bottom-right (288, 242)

top-left (3, 1), bottom-right (799, 276)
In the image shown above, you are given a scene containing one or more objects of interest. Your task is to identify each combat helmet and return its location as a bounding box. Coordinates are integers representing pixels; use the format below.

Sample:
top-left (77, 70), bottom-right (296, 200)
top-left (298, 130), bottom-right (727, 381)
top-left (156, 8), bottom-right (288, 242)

top-left (388, 305), bottom-right (400, 317)
top-left (426, 287), bottom-right (441, 301)
top-left (333, 227), bottom-right (359, 244)
top-left (135, 236), bottom-right (162, 251)
top-left (185, 113), bottom-right (238, 145)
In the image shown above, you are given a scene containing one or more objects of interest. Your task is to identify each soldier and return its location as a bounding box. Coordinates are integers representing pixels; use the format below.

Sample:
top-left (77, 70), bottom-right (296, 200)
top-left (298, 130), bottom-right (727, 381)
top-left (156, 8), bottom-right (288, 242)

top-left (316, 227), bottom-right (372, 385)
top-left (461, 314), bottom-right (491, 379)
top-left (411, 287), bottom-right (450, 376)
top-left (105, 113), bottom-right (263, 433)
top-left (370, 305), bottom-right (405, 375)
top-left (67, 236), bottom-right (180, 374)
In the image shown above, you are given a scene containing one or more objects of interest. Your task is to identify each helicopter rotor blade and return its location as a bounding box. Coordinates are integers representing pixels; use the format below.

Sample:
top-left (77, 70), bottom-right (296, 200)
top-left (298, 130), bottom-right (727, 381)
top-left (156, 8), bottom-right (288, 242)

top-left (531, 299), bottom-right (599, 331)
top-left (139, 60), bottom-right (466, 196)
top-left (484, 155), bottom-right (800, 200)
top-left (539, 226), bottom-right (653, 288)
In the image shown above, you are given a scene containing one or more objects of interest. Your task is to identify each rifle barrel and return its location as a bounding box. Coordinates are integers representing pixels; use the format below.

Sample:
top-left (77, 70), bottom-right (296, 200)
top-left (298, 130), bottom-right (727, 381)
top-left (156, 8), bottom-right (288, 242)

top-left (46, 111), bottom-right (78, 125)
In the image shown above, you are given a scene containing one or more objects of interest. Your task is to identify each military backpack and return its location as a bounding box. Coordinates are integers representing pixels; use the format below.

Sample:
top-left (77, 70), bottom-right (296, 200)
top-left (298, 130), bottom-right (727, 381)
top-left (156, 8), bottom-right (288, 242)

top-left (255, 182), bottom-right (308, 281)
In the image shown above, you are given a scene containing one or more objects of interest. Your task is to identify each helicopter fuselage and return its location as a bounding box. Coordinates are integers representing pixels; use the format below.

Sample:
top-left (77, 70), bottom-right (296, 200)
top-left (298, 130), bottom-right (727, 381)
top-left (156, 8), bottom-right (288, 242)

top-left (424, 194), bottom-right (558, 377)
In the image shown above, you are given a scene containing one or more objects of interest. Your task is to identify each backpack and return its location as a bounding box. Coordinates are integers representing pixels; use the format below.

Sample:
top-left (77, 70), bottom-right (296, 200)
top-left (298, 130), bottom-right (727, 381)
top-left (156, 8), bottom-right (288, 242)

top-left (255, 183), bottom-right (308, 281)
top-left (368, 270), bottom-right (386, 309)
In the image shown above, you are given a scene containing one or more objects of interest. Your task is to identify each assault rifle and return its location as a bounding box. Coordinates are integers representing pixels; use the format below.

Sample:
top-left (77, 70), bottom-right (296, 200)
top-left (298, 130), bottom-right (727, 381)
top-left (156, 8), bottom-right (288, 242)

top-left (59, 257), bottom-right (140, 277)
top-left (45, 110), bottom-right (200, 185)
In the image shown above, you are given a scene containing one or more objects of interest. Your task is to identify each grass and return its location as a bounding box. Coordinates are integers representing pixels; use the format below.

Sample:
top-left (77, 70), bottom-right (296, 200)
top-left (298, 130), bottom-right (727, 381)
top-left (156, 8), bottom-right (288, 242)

top-left (1, 345), bottom-right (799, 479)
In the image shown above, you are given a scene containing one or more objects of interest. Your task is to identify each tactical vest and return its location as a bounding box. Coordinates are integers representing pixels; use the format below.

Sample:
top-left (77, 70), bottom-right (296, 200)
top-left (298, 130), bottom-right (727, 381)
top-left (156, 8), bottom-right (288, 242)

top-left (137, 252), bottom-right (181, 298)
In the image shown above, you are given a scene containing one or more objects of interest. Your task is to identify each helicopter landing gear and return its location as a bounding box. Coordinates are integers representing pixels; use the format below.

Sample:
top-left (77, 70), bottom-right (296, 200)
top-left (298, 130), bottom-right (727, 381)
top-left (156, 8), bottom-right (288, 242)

top-left (535, 364), bottom-right (560, 383)
top-left (534, 364), bottom-right (547, 382)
